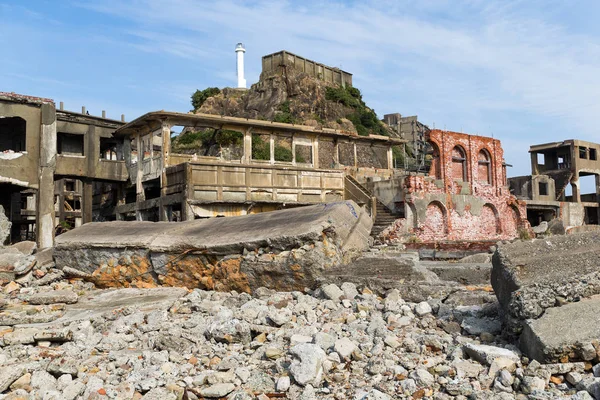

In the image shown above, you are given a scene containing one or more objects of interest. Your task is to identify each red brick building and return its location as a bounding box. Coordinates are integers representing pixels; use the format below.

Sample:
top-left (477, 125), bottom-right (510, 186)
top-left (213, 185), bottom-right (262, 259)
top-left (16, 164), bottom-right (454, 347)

top-left (382, 129), bottom-right (530, 243)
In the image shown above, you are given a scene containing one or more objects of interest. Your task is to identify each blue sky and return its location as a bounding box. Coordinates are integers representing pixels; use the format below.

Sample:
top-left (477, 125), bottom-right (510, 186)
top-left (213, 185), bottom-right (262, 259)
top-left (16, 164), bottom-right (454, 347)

top-left (2, 0), bottom-right (600, 180)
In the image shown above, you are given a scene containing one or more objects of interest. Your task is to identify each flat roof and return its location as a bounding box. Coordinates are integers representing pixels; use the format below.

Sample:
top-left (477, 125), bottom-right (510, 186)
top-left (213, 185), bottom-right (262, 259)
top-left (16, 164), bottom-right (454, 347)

top-left (530, 139), bottom-right (600, 152)
top-left (114, 111), bottom-right (406, 145)
top-left (0, 92), bottom-right (54, 106)
top-left (262, 50), bottom-right (352, 76)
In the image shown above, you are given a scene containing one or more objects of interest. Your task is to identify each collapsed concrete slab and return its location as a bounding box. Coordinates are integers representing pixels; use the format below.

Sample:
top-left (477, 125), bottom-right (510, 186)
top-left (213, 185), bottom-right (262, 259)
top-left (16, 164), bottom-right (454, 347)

top-left (54, 201), bottom-right (372, 293)
top-left (520, 297), bottom-right (600, 363)
top-left (492, 232), bottom-right (600, 330)
top-left (491, 232), bottom-right (600, 362)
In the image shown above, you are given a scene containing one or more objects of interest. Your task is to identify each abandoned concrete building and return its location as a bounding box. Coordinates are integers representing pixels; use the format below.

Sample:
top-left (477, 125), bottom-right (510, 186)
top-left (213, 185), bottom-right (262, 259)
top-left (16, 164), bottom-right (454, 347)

top-left (0, 92), bottom-right (127, 248)
top-left (261, 50), bottom-right (352, 87)
top-left (113, 111), bottom-right (403, 221)
top-left (372, 129), bottom-right (529, 244)
top-left (1, 86), bottom-right (536, 249)
top-left (383, 113), bottom-right (430, 168)
top-left (0, 92), bottom-right (407, 246)
top-left (509, 139), bottom-right (600, 229)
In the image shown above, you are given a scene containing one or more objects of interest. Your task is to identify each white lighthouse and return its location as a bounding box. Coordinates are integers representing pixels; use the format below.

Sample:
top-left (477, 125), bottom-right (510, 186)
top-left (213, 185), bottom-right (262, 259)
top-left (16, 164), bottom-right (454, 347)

top-left (235, 43), bottom-right (246, 89)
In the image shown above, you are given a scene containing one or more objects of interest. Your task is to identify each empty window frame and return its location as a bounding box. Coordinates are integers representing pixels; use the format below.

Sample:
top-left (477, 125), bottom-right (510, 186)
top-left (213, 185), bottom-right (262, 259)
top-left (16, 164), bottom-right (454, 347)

top-left (451, 146), bottom-right (467, 181)
top-left (0, 117), bottom-right (26, 152)
top-left (477, 149), bottom-right (492, 184)
top-left (590, 148), bottom-right (597, 161)
top-left (538, 181), bottom-right (548, 196)
top-left (579, 146), bottom-right (587, 159)
top-left (57, 133), bottom-right (84, 156)
top-left (537, 153), bottom-right (545, 165)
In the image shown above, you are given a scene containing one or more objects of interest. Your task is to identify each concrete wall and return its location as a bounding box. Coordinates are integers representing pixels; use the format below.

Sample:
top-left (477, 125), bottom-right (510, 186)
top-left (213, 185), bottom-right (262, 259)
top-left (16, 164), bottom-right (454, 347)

top-left (262, 50), bottom-right (353, 87)
top-left (383, 130), bottom-right (529, 243)
top-left (0, 101), bottom-right (43, 188)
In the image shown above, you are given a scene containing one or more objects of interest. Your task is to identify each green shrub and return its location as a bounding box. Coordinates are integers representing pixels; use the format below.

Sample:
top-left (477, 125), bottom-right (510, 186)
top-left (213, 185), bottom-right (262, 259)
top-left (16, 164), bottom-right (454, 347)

top-left (326, 85), bottom-right (387, 136)
top-left (274, 145), bottom-right (293, 162)
top-left (191, 87), bottom-right (221, 111)
top-left (252, 135), bottom-right (270, 160)
top-left (273, 101), bottom-right (296, 124)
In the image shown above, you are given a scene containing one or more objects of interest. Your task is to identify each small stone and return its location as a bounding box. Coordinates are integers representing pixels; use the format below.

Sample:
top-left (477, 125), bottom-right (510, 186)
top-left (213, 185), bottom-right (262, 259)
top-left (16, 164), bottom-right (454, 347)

top-left (334, 337), bottom-right (357, 359)
top-left (313, 332), bottom-right (336, 351)
top-left (199, 383), bottom-right (235, 398)
top-left (521, 376), bottom-right (545, 394)
top-left (9, 372), bottom-right (30, 391)
top-left (409, 369), bottom-right (435, 387)
top-left (322, 284), bottom-right (344, 301)
top-left (498, 369), bottom-right (514, 387)
top-left (414, 301), bottom-right (432, 316)
top-left (567, 371), bottom-right (583, 385)
top-left (276, 376), bottom-right (290, 392)
top-left (0, 366), bottom-right (26, 392)
top-left (265, 347), bottom-right (284, 360)
top-left (290, 334), bottom-right (313, 346)
top-left (340, 282), bottom-right (358, 299)
top-left (3, 281), bottom-right (20, 294)
top-left (383, 335), bottom-right (401, 349)
top-left (580, 343), bottom-right (597, 361)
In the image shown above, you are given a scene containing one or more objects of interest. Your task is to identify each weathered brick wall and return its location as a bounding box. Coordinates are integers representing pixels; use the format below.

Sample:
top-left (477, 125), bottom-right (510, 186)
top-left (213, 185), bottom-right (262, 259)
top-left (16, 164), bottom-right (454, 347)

top-left (384, 130), bottom-right (530, 243)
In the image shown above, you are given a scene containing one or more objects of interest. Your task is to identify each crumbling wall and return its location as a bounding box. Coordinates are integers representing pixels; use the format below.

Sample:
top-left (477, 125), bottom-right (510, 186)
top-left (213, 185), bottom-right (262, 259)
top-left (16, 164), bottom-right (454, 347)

top-left (382, 130), bottom-right (530, 243)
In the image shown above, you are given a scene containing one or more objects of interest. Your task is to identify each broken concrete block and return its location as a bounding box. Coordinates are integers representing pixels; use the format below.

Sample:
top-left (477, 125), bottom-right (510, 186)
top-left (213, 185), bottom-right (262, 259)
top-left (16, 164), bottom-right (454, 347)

top-left (33, 247), bottom-right (54, 268)
top-left (520, 297), bottom-right (600, 363)
top-left (0, 205), bottom-right (11, 245)
top-left (463, 342), bottom-right (520, 365)
top-left (23, 290), bottom-right (78, 305)
top-left (54, 202), bottom-right (372, 293)
top-left (0, 365), bottom-right (25, 392)
top-left (491, 232), bottom-right (600, 333)
top-left (10, 241), bottom-right (37, 256)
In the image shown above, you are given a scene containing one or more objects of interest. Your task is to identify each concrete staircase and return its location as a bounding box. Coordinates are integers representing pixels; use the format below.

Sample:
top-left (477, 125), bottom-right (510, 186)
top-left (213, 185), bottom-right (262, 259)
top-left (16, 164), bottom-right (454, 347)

top-left (371, 200), bottom-right (400, 237)
top-left (344, 175), bottom-right (400, 238)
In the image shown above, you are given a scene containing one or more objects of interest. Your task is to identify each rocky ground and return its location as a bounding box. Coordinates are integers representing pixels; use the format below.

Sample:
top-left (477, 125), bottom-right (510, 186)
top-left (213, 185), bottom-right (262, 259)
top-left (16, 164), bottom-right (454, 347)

top-left (1, 242), bottom-right (600, 399)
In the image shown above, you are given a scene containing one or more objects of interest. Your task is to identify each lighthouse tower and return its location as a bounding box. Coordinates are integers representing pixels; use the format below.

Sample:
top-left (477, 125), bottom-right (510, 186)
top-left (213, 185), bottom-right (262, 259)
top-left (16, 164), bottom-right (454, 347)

top-left (235, 43), bottom-right (246, 89)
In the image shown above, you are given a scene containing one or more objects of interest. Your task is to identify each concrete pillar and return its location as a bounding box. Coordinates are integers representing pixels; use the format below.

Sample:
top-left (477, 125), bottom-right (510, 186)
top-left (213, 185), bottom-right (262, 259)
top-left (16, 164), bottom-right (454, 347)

top-left (82, 179), bottom-right (93, 224)
top-left (387, 146), bottom-right (393, 170)
top-left (243, 129), bottom-right (252, 164)
top-left (353, 142), bottom-right (358, 168)
top-left (159, 122), bottom-right (171, 222)
top-left (135, 133), bottom-right (145, 221)
top-left (312, 137), bottom-right (319, 168)
top-left (531, 152), bottom-right (538, 175)
top-left (571, 173), bottom-right (581, 203)
top-left (292, 135), bottom-right (296, 165)
top-left (269, 134), bottom-right (275, 164)
top-left (37, 103), bottom-right (57, 248)
top-left (334, 140), bottom-right (339, 166)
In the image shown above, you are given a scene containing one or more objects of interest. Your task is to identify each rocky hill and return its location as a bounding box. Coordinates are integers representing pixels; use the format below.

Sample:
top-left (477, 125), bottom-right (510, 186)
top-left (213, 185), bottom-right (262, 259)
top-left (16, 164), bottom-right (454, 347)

top-left (191, 68), bottom-right (394, 137)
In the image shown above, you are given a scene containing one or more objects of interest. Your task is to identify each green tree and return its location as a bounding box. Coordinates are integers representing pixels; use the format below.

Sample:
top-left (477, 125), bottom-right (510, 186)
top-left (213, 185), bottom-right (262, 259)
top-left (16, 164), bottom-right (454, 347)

top-left (191, 87), bottom-right (221, 111)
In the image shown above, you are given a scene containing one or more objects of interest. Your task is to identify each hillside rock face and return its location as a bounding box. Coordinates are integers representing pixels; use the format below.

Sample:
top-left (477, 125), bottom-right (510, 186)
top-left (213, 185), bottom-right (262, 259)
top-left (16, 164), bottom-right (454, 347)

top-left (198, 68), bottom-right (390, 136)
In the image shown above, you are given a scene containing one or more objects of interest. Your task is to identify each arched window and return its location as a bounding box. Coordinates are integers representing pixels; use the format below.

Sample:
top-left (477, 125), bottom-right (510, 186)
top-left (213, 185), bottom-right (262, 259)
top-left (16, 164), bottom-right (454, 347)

top-left (451, 146), bottom-right (467, 181)
top-left (478, 149), bottom-right (492, 184)
top-left (429, 142), bottom-right (442, 180)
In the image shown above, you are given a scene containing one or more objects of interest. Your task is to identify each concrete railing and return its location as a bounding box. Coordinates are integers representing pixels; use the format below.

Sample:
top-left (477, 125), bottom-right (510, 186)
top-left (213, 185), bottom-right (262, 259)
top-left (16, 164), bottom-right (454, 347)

top-left (166, 161), bottom-right (345, 204)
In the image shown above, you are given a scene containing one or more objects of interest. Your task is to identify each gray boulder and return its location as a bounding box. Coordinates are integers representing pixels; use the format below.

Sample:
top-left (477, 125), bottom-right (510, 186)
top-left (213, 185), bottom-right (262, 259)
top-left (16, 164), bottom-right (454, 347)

top-left (289, 343), bottom-right (326, 386)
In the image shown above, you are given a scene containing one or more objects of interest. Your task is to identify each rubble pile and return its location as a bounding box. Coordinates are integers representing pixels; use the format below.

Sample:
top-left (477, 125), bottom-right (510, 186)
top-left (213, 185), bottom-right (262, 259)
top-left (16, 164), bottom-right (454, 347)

top-left (1, 245), bottom-right (600, 400)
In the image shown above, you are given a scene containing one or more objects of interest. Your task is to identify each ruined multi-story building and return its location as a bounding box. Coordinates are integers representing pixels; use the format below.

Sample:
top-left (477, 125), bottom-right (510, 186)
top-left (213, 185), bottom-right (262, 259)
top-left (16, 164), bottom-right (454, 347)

top-left (0, 92), bottom-right (405, 246)
top-left (383, 113), bottom-right (430, 168)
top-left (112, 111), bottom-right (402, 221)
top-left (509, 139), bottom-right (600, 228)
top-left (369, 129), bottom-right (529, 244)
top-left (0, 92), bottom-right (127, 247)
